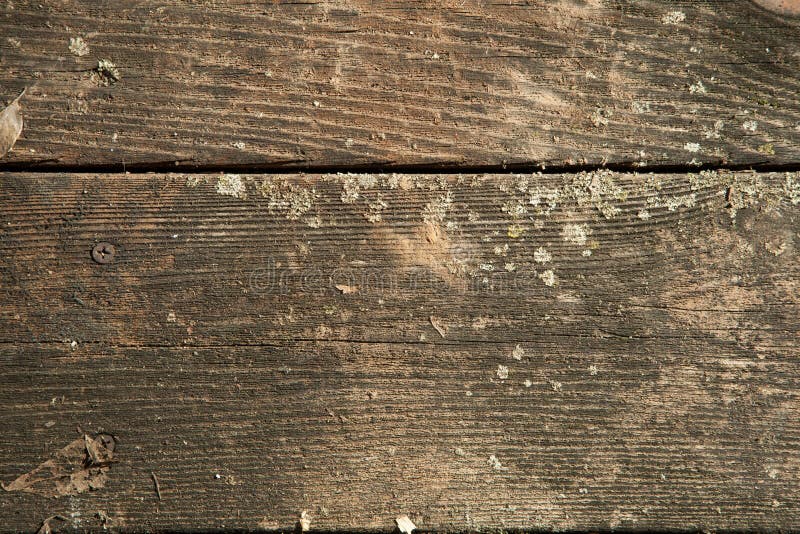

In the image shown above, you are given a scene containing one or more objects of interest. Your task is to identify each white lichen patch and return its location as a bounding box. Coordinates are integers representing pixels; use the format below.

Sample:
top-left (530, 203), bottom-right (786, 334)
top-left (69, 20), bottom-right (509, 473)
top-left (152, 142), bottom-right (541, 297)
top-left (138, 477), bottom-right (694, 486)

top-left (488, 454), bottom-right (508, 471)
top-left (684, 142), bottom-right (701, 153)
top-left (423, 191), bottom-right (454, 224)
top-left (93, 59), bottom-right (120, 86)
top-left (785, 173), bottom-right (800, 204)
top-left (534, 247), bottom-right (552, 264)
top-left (549, 379), bottom-right (563, 392)
top-left (496, 365), bottom-right (509, 380)
top-left (501, 199), bottom-right (527, 218)
top-left (631, 101), bottom-right (651, 114)
top-left (661, 10), bottom-right (686, 24)
top-left (664, 193), bottom-right (697, 211)
top-left (590, 108), bottom-right (612, 127)
top-left (562, 223), bottom-right (591, 245)
top-left (742, 120), bottom-right (758, 132)
top-left (186, 176), bottom-right (204, 187)
top-left (493, 244), bottom-right (509, 256)
top-left (365, 196), bottom-right (388, 223)
top-left (216, 174), bottom-right (247, 199)
top-left (341, 175), bottom-right (360, 203)
top-left (539, 269), bottom-right (556, 287)
top-left (511, 344), bottom-right (525, 361)
top-left (567, 170), bottom-right (626, 219)
top-left (527, 185), bottom-right (561, 216)
top-left (704, 120), bottom-right (724, 139)
top-left (69, 36), bottom-right (89, 57)
top-left (689, 80), bottom-right (706, 94)
top-left (257, 179), bottom-right (316, 220)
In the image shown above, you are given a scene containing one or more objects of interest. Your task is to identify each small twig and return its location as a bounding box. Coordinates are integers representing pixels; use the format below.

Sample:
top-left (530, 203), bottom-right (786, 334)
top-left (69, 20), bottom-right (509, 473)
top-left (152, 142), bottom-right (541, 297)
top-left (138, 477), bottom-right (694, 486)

top-left (151, 472), bottom-right (161, 500)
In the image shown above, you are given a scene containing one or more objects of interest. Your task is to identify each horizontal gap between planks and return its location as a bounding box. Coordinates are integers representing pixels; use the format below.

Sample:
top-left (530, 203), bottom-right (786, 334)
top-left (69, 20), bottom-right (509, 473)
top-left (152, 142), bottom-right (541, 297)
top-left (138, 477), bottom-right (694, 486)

top-left (2, 160), bottom-right (800, 175)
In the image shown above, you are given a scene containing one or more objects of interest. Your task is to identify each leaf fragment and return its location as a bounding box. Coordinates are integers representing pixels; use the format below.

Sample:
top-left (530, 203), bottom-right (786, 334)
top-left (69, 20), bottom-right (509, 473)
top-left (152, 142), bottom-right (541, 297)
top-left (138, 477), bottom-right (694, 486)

top-left (0, 88), bottom-right (25, 159)
top-left (1, 433), bottom-right (116, 497)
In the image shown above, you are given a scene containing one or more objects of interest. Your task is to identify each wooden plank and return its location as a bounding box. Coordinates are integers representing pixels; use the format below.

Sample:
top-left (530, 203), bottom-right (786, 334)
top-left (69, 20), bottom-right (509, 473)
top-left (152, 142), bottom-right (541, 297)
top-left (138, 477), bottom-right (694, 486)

top-left (0, 171), bottom-right (798, 531)
top-left (1, 1), bottom-right (800, 169)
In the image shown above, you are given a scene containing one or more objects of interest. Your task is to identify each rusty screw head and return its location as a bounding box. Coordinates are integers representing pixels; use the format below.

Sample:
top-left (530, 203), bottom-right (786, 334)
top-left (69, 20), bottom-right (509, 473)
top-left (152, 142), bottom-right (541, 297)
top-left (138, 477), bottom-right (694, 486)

top-left (91, 242), bottom-right (116, 264)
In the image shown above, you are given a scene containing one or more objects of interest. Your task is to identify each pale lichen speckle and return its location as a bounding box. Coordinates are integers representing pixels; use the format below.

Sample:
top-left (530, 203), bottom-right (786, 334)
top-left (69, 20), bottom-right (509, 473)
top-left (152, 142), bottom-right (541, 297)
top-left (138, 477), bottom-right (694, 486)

top-left (539, 269), bottom-right (556, 287)
top-left (562, 223), bottom-right (591, 245)
top-left (590, 108), bottom-right (611, 127)
top-left (488, 454), bottom-right (508, 471)
top-left (567, 170), bottom-right (626, 218)
top-left (365, 196), bottom-right (388, 223)
top-left (684, 142), bottom-right (701, 153)
top-left (93, 59), bottom-right (120, 86)
top-left (661, 10), bottom-right (686, 24)
top-left (216, 174), bottom-right (246, 199)
top-left (534, 246), bottom-right (552, 264)
top-left (689, 80), bottom-right (706, 94)
top-left (785, 173), bottom-right (800, 204)
top-left (186, 176), bottom-right (204, 187)
top-left (69, 37), bottom-right (89, 57)
top-left (758, 143), bottom-right (775, 155)
top-left (423, 192), bottom-right (454, 224)
top-left (341, 175), bottom-right (360, 203)
top-left (257, 178), bottom-right (316, 220)
top-left (742, 120), bottom-right (758, 132)
top-left (496, 364), bottom-right (509, 380)
top-left (511, 344), bottom-right (525, 361)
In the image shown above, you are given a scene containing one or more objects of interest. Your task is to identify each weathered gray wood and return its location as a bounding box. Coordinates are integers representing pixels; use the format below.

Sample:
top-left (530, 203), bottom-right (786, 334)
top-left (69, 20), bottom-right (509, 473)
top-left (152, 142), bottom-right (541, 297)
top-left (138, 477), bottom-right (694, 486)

top-left (0, 172), bottom-right (798, 531)
top-left (1, 1), bottom-right (800, 169)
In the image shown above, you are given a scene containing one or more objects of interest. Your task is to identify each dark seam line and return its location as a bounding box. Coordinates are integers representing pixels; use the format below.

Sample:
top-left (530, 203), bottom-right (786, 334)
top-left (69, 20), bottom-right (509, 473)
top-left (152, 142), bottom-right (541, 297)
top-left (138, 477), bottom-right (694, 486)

top-left (2, 160), bottom-right (800, 175)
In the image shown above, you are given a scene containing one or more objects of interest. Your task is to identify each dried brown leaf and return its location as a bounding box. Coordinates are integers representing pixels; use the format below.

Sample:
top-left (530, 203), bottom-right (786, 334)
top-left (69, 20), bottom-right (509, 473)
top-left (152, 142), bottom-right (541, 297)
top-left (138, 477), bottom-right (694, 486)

top-left (335, 284), bottom-right (358, 294)
top-left (0, 88), bottom-right (25, 159)
top-left (1, 433), bottom-right (116, 497)
top-left (36, 515), bottom-right (67, 534)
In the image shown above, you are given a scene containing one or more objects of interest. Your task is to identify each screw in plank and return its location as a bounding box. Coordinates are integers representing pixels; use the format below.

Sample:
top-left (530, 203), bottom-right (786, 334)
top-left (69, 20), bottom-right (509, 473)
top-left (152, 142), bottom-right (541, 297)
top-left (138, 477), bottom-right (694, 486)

top-left (91, 242), bottom-right (116, 264)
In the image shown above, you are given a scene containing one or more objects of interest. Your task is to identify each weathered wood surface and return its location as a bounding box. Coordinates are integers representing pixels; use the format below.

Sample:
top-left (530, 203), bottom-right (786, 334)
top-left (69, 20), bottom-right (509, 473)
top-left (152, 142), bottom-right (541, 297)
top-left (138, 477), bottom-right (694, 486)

top-left (1, 172), bottom-right (799, 531)
top-left (1, 1), bottom-right (800, 170)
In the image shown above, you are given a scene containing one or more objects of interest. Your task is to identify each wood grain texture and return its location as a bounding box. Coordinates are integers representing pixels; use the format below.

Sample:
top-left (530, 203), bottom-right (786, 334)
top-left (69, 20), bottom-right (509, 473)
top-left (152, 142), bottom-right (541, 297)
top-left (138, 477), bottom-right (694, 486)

top-left (0, 172), bottom-right (798, 531)
top-left (1, 1), bottom-right (800, 170)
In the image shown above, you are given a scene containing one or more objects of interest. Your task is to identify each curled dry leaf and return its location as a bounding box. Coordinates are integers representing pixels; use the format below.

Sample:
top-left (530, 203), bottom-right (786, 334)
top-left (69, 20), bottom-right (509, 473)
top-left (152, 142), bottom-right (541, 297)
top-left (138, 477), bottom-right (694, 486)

top-left (36, 515), bottom-right (68, 534)
top-left (335, 284), bottom-right (358, 294)
top-left (0, 88), bottom-right (26, 159)
top-left (1, 433), bottom-right (117, 497)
